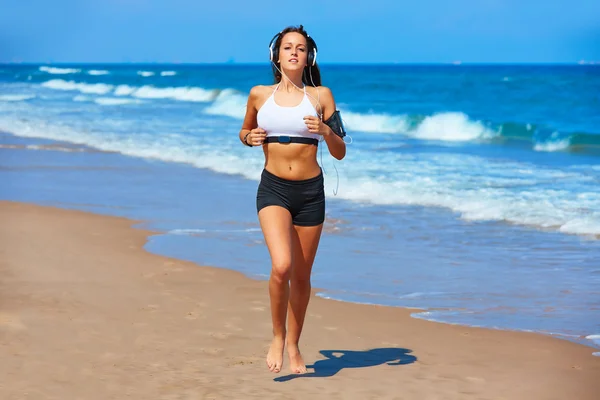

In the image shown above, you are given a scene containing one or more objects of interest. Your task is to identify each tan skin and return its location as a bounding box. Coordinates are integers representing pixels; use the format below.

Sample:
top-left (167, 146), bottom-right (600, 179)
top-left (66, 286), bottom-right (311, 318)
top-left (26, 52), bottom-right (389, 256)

top-left (238, 32), bottom-right (346, 374)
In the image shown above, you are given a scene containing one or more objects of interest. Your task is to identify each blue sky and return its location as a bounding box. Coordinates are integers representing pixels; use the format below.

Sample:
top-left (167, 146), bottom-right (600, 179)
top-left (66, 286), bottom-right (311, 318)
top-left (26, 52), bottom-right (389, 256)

top-left (1, 0), bottom-right (599, 64)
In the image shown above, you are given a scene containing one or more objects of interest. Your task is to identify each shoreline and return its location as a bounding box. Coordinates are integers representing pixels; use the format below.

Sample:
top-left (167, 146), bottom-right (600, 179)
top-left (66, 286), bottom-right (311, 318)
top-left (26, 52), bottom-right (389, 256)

top-left (1, 128), bottom-right (599, 350)
top-left (1, 200), bottom-right (599, 399)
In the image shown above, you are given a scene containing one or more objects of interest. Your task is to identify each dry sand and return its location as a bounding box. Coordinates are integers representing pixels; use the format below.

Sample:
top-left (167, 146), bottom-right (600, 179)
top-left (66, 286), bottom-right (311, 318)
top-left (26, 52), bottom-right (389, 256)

top-left (1, 201), bottom-right (598, 399)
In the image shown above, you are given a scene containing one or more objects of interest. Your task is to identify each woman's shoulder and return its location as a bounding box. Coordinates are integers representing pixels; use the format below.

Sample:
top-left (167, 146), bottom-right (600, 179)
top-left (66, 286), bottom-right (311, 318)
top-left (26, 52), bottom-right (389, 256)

top-left (306, 86), bottom-right (335, 110)
top-left (306, 85), bottom-right (333, 97)
top-left (248, 85), bottom-right (276, 110)
top-left (306, 86), bottom-right (334, 104)
top-left (249, 84), bottom-right (276, 97)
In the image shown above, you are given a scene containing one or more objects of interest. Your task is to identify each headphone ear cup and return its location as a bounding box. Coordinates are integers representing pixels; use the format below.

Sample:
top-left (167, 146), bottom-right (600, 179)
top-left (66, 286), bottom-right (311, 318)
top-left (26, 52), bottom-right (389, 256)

top-left (268, 32), bottom-right (280, 63)
top-left (307, 36), bottom-right (317, 66)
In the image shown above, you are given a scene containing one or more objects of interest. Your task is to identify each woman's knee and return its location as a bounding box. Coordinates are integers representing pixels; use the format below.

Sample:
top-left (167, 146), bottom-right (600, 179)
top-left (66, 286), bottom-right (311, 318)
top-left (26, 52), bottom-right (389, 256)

top-left (270, 259), bottom-right (292, 282)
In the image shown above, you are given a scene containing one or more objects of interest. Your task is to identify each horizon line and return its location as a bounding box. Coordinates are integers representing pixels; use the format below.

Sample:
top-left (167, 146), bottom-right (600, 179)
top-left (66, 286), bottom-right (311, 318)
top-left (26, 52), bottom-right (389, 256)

top-left (1, 61), bottom-right (598, 66)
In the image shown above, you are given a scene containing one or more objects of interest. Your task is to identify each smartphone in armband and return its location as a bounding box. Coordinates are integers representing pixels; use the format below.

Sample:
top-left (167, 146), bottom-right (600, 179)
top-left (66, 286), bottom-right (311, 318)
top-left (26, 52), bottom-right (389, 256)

top-left (323, 110), bottom-right (346, 139)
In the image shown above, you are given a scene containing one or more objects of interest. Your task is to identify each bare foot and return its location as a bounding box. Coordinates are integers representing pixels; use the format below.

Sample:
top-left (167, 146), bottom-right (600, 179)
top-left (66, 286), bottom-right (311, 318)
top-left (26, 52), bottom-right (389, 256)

top-left (266, 336), bottom-right (285, 373)
top-left (287, 343), bottom-right (307, 374)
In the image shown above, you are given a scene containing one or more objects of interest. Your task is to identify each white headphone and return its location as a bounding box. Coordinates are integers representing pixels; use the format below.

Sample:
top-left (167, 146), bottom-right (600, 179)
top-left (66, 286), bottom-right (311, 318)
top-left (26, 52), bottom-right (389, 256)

top-left (268, 31), bottom-right (318, 67)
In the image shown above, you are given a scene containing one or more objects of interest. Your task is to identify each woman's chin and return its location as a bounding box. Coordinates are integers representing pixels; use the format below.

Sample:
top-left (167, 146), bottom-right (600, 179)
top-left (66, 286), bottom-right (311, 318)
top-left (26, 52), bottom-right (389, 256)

top-left (281, 64), bottom-right (305, 72)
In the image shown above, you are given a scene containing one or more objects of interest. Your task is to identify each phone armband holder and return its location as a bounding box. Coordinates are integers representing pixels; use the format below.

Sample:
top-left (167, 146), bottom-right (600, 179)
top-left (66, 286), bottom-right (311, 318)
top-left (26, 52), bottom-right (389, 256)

top-left (323, 110), bottom-right (346, 139)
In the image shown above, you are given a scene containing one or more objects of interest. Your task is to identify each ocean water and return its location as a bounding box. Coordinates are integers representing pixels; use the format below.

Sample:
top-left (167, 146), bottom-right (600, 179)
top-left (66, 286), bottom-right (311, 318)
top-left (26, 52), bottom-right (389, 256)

top-left (1, 63), bottom-right (599, 353)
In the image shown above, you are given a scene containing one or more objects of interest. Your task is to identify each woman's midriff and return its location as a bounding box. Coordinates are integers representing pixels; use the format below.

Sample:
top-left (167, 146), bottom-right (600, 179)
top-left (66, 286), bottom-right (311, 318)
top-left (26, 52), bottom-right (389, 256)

top-left (262, 142), bottom-right (321, 180)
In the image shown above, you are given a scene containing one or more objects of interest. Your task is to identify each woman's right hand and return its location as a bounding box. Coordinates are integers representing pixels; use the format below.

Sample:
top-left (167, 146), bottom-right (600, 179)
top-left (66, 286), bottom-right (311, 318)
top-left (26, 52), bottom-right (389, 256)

top-left (246, 128), bottom-right (266, 146)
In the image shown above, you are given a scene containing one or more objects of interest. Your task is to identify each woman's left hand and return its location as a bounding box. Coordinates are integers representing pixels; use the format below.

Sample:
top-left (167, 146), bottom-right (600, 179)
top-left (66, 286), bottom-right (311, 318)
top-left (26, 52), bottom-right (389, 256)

top-left (303, 115), bottom-right (330, 136)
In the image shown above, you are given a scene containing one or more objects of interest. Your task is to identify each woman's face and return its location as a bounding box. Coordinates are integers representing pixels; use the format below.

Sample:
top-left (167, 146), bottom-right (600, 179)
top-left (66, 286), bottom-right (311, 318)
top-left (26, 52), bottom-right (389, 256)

top-left (278, 32), bottom-right (309, 70)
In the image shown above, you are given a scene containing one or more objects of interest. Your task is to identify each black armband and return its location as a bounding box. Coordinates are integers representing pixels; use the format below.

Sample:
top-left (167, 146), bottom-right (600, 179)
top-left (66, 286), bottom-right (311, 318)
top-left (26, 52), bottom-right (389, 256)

top-left (323, 110), bottom-right (346, 139)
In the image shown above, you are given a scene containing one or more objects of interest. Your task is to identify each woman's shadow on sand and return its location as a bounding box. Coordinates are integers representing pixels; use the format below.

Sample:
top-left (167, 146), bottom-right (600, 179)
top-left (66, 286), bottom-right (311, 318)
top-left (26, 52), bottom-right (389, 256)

top-left (274, 347), bottom-right (417, 382)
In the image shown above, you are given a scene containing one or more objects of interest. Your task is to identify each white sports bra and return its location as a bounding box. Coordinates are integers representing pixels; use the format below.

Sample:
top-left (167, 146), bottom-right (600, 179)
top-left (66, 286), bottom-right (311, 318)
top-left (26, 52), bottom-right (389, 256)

top-left (257, 83), bottom-right (320, 140)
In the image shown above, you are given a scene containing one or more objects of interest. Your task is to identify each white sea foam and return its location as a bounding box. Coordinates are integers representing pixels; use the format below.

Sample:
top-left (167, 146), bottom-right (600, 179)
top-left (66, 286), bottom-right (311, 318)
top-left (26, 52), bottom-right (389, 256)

top-left (534, 132), bottom-right (571, 152)
top-left (168, 227), bottom-right (260, 235)
top-left (0, 144), bottom-right (83, 152)
top-left (343, 110), bottom-right (496, 142)
top-left (87, 70), bottom-right (110, 75)
top-left (0, 94), bottom-right (35, 102)
top-left (587, 335), bottom-right (600, 355)
top-left (41, 80), bottom-right (217, 103)
top-left (168, 229), bottom-right (207, 235)
top-left (25, 144), bottom-right (85, 153)
top-left (113, 85), bottom-right (137, 96)
top-left (335, 111), bottom-right (496, 141)
top-left (41, 79), bottom-right (113, 95)
top-left (1, 115), bottom-right (598, 237)
top-left (203, 89), bottom-right (248, 118)
top-left (94, 97), bottom-right (141, 106)
top-left (408, 112), bottom-right (497, 141)
top-left (121, 85), bottom-right (217, 102)
top-left (160, 71), bottom-right (177, 76)
top-left (341, 111), bottom-right (410, 133)
top-left (39, 66), bottom-right (81, 74)
top-left (334, 158), bottom-right (600, 236)
top-left (137, 71), bottom-right (155, 77)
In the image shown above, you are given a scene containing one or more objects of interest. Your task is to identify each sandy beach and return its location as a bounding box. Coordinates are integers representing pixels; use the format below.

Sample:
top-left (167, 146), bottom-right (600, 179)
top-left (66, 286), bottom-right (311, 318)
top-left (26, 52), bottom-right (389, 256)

top-left (1, 200), bottom-right (598, 400)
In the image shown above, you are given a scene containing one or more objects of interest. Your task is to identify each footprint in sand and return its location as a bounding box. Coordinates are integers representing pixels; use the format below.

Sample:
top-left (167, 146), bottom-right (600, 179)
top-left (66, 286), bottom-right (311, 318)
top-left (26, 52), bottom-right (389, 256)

top-left (228, 356), bottom-right (261, 366)
top-left (250, 306), bottom-right (265, 312)
top-left (209, 332), bottom-right (232, 340)
top-left (186, 311), bottom-right (206, 320)
top-left (100, 352), bottom-right (120, 362)
top-left (465, 376), bottom-right (486, 383)
top-left (0, 312), bottom-right (26, 331)
top-left (185, 301), bottom-right (210, 320)
top-left (224, 322), bottom-right (244, 332)
top-left (201, 347), bottom-right (224, 355)
top-left (164, 261), bottom-right (184, 272)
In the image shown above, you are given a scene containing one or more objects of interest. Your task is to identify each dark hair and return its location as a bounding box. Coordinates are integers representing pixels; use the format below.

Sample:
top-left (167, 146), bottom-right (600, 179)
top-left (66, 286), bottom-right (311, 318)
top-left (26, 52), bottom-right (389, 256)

top-left (269, 25), bottom-right (322, 87)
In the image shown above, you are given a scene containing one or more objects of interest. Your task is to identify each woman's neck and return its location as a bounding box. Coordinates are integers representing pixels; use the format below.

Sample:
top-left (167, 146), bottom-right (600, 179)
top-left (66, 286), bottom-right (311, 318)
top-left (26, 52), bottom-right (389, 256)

top-left (278, 71), bottom-right (304, 92)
